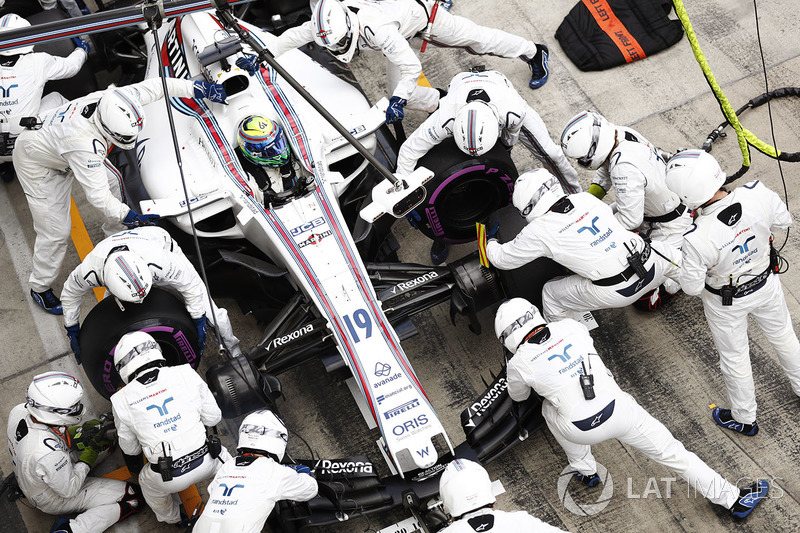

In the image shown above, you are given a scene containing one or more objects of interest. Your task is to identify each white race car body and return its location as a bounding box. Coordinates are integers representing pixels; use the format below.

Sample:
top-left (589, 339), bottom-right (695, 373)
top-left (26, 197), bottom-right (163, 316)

top-left (136, 12), bottom-right (451, 475)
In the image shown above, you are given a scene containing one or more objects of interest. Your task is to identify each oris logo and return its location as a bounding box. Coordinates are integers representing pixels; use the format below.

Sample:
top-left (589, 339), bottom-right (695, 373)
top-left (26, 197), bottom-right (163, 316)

top-left (392, 414), bottom-right (429, 436)
top-left (469, 378), bottom-right (507, 416)
top-left (266, 324), bottom-right (314, 352)
top-left (315, 459), bottom-right (373, 474)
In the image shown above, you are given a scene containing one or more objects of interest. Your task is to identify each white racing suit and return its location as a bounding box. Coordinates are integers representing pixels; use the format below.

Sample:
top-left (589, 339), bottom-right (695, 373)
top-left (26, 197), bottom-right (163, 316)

top-left (12, 78), bottom-right (196, 293)
top-left (194, 455), bottom-right (318, 533)
top-left (110, 365), bottom-right (232, 524)
top-left (60, 226), bottom-right (242, 356)
top-left (592, 127), bottom-right (691, 294)
top-left (439, 508), bottom-right (567, 532)
top-left (396, 70), bottom-right (580, 193)
top-left (5, 404), bottom-right (140, 533)
top-left (486, 193), bottom-right (680, 321)
top-left (680, 180), bottom-right (800, 425)
top-left (270, 0), bottom-right (540, 113)
top-left (507, 320), bottom-right (740, 510)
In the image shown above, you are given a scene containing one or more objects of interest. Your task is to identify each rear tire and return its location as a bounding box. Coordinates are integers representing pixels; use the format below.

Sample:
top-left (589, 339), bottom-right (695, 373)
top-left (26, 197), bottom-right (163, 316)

top-left (411, 138), bottom-right (518, 244)
top-left (79, 288), bottom-right (200, 399)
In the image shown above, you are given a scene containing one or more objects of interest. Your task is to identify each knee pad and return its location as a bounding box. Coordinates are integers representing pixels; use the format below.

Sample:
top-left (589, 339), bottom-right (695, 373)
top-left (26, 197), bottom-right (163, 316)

top-left (118, 482), bottom-right (144, 521)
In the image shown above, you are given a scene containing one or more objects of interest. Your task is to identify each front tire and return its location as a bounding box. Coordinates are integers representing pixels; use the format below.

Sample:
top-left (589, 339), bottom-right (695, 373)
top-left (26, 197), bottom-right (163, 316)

top-left (79, 288), bottom-right (201, 399)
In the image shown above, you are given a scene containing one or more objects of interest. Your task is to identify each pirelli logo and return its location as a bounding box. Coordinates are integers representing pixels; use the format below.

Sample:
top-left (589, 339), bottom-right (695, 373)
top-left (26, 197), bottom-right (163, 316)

top-left (384, 398), bottom-right (420, 419)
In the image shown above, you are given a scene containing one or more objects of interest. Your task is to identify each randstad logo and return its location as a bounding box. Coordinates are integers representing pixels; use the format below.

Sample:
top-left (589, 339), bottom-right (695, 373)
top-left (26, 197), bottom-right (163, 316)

top-left (0, 84), bottom-right (18, 98)
top-left (548, 343), bottom-right (573, 363)
top-left (577, 216), bottom-right (601, 236)
top-left (733, 235), bottom-right (756, 254)
top-left (146, 397), bottom-right (174, 416)
top-left (557, 463), bottom-right (613, 516)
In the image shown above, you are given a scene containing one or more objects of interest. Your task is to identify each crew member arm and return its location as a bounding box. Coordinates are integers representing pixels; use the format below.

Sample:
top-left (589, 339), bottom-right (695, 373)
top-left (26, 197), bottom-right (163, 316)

top-left (152, 250), bottom-right (207, 319)
top-left (61, 253), bottom-right (104, 327)
top-left (40, 48), bottom-right (88, 81)
top-left (766, 184), bottom-right (793, 232)
top-left (395, 108), bottom-right (452, 176)
top-left (506, 361), bottom-right (532, 402)
top-left (679, 235), bottom-right (711, 296)
top-left (280, 466), bottom-right (319, 501)
top-left (610, 161), bottom-right (646, 230)
top-left (372, 23), bottom-right (422, 102)
top-left (36, 449), bottom-right (90, 499)
top-left (120, 78), bottom-right (195, 106)
top-left (191, 370), bottom-right (223, 427)
top-left (111, 400), bottom-right (143, 456)
top-left (486, 225), bottom-right (550, 270)
top-left (267, 21), bottom-right (314, 57)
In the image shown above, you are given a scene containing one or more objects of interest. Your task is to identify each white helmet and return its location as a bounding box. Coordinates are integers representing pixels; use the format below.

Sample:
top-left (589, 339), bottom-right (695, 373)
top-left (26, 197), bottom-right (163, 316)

top-left (560, 111), bottom-right (616, 170)
top-left (94, 89), bottom-right (145, 150)
top-left (511, 168), bottom-right (566, 222)
top-left (439, 459), bottom-right (495, 518)
top-left (103, 251), bottom-right (153, 304)
top-left (454, 101), bottom-right (500, 157)
top-left (114, 331), bottom-right (166, 384)
top-left (665, 149), bottom-right (726, 210)
top-left (25, 372), bottom-right (85, 426)
top-left (238, 409), bottom-right (289, 460)
top-left (0, 14), bottom-right (33, 56)
top-left (494, 297), bottom-right (545, 354)
top-left (312, 0), bottom-right (360, 63)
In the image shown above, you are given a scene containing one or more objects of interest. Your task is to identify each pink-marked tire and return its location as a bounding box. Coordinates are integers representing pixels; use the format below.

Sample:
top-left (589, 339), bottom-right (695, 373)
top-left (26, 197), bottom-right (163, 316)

top-left (411, 138), bottom-right (518, 244)
top-left (79, 288), bottom-right (201, 399)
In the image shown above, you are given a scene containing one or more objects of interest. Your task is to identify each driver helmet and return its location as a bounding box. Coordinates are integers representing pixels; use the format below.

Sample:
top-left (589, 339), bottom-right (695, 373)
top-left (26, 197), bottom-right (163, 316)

top-left (494, 297), bottom-right (546, 354)
top-left (0, 14), bottom-right (34, 56)
top-left (237, 115), bottom-right (291, 168)
top-left (25, 372), bottom-right (85, 426)
top-left (439, 459), bottom-right (496, 518)
top-left (94, 89), bottom-right (145, 150)
top-left (312, 0), bottom-right (360, 63)
top-left (454, 101), bottom-right (500, 157)
top-left (114, 331), bottom-right (166, 384)
top-left (237, 409), bottom-right (289, 460)
top-left (103, 250), bottom-right (153, 304)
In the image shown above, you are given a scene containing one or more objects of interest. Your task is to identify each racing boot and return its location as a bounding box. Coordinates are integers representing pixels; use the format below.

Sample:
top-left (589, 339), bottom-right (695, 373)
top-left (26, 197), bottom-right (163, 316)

top-left (712, 407), bottom-right (759, 436)
top-left (31, 288), bottom-right (63, 315)
top-left (50, 517), bottom-right (73, 533)
top-left (526, 44), bottom-right (549, 89)
top-left (730, 480), bottom-right (769, 519)
top-left (430, 239), bottom-right (449, 265)
top-left (574, 472), bottom-right (602, 488)
top-left (118, 482), bottom-right (144, 521)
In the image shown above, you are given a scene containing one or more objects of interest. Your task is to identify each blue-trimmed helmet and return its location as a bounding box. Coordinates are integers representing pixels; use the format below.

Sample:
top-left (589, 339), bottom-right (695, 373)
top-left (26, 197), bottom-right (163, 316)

top-left (237, 116), bottom-right (290, 168)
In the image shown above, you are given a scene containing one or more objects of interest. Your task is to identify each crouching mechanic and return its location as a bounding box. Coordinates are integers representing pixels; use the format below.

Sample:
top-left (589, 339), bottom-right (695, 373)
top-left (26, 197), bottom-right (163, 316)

top-left (486, 169), bottom-right (680, 321)
top-left (6, 371), bottom-right (143, 532)
top-left (0, 14), bottom-right (89, 183)
top-left (110, 332), bottom-right (231, 525)
top-left (495, 298), bottom-right (770, 519)
top-left (194, 409), bottom-right (318, 532)
top-left (561, 111), bottom-right (691, 308)
top-left (438, 459), bottom-right (567, 532)
top-left (256, 0), bottom-right (549, 125)
top-left (665, 150), bottom-right (800, 435)
top-left (60, 226), bottom-right (242, 360)
top-left (397, 70), bottom-right (580, 263)
top-left (13, 76), bottom-right (227, 315)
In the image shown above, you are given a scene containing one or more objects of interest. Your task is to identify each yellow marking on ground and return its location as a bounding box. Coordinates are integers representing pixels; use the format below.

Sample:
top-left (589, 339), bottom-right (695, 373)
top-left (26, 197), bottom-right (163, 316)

top-left (709, 404), bottom-right (717, 409)
top-left (417, 73), bottom-right (432, 88)
top-left (101, 466), bottom-right (132, 481)
top-left (70, 197), bottom-right (103, 302)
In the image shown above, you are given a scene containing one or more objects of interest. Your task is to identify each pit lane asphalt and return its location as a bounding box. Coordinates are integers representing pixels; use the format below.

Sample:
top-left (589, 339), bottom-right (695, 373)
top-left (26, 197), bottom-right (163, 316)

top-left (2, 0), bottom-right (800, 531)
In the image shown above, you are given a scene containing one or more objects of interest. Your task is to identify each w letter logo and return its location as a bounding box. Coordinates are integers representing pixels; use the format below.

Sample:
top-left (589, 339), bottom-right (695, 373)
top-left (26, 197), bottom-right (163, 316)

top-left (146, 397), bottom-right (174, 416)
top-left (733, 235), bottom-right (756, 254)
top-left (548, 344), bottom-right (573, 363)
top-left (577, 216), bottom-right (601, 236)
top-left (220, 483), bottom-right (244, 497)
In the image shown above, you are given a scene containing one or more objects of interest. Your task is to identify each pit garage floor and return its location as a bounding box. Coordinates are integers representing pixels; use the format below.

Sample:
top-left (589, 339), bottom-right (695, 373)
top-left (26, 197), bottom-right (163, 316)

top-left (2, 0), bottom-right (800, 531)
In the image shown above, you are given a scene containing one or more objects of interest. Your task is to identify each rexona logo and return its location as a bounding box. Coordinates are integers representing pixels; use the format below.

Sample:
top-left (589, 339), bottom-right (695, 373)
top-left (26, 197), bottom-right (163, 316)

top-left (390, 271), bottom-right (439, 295)
top-left (392, 414), bottom-right (429, 436)
top-left (384, 398), bottom-right (420, 419)
top-left (314, 459), bottom-right (374, 475)
top-left (469, 378), bottom-right (507, 417)
top-left (265, 324), bottom-right (314, 352)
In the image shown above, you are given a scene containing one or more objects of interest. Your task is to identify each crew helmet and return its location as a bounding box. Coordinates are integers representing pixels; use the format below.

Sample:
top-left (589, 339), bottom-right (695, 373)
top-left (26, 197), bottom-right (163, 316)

top-left (511, 168), bottom-right (567, 222)
top-left (114, 331), bottom-right (166, 384)
top-left (25, 372), bottom-right (85, 426)
top-left (454, 101), bottom-right (500, 157)
top-left (94, 89), bottom-right (145, 150)
top-left (494, 297), bottom-right (546, 354)
top-left (237, 409), bottom-right (289, 460)
top-left (312, 0), bottom-right (360, 63)
top-left (0, 14), bottom-right (33, 55)
top-left (237, 116), bottom-right (291, 168)
top-left (560, 111), bottom-right (616, 170)
top-left (664, 149), bottom-right (726, 210)
top-left (103, 250), bottom-right (153, 304)
top-left (439, 459), bottom-right (496, 518)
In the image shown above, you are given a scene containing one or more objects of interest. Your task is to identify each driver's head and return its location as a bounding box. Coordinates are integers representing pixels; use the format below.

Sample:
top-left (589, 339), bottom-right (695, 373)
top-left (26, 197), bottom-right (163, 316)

top-left (237, 115), bottom-right (291, 168)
